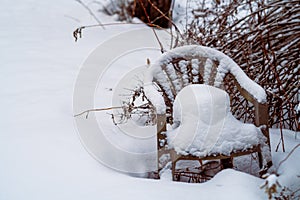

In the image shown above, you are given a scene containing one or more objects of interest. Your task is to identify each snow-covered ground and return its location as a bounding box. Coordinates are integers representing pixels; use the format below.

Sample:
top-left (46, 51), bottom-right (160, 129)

top-left (0, 0), bottom-right (299, 200)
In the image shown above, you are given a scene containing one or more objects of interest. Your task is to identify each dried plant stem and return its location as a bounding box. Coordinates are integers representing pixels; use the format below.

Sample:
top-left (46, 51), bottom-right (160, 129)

top-left (145, 0), bottom-right (183, 39)
top-left (73, 21), bottom-right (174, 42)
top-left (74, 106), bottom-right (123, 118)
top-left (277, 144), bottom-right (300, 171)
top-left (75, 0), bottom-right (104, 29)
top-left (137, 0), bottom-right (165, 53)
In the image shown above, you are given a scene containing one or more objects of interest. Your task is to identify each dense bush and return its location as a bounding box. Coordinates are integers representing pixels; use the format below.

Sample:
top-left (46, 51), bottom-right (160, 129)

top-left (178, 0), bottom-right (299, 132)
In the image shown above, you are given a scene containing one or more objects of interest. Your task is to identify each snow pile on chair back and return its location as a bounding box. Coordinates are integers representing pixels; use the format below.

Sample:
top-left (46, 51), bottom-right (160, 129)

top-left (167, 84), bottom-right (267, 157)
top-left (143, 45), bottom-right (267, 115)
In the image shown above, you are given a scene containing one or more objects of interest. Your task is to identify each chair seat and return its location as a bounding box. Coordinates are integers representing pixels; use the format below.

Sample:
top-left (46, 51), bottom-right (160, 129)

top-left (170, 145), bottom-right (261, 162)
top-left (166, 85), bottom-right (267, 158)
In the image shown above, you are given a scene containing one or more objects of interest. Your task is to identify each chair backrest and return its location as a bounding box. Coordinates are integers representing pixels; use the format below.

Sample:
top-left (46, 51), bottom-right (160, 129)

top-left (144, 45), bottom-right (270, 141)
top-left (152, 55), bottom-right (222, 121)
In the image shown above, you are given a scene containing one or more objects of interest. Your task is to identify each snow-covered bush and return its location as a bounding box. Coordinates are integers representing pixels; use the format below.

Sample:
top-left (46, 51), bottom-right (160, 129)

top-left (178, 0), bottom-right (300, 132)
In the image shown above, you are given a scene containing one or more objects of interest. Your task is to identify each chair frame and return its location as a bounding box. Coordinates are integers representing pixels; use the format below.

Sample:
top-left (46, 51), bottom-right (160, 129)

top-left (156, 82), bottom-right (269, 181)
top-left (144, 45), bottom-right (272, 181)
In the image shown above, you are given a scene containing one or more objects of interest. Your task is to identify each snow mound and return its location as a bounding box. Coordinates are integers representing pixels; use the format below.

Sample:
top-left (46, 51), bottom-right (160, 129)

top-left (167, 84), bottom-right (269, 158)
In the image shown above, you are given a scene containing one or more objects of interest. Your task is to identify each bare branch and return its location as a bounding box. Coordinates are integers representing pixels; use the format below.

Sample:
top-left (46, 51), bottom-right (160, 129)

top-left (74, 106), bottom-right (123, 118)
top-left (75, 0), bottom-right (104, 29)
top-left (277, 144), bottom-right (300, 171)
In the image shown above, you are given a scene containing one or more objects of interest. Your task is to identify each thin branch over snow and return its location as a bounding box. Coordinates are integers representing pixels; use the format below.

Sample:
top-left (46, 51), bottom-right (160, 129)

top-left (277, 143), bottom-right (300, 172)
top-left (74, 107), bottom-right (123, 118)
top-left (75, 0), bottom-right (104, 28)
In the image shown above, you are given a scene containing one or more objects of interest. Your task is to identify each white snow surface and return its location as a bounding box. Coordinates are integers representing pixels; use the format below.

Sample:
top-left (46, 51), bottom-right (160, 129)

top-left (167, 85), bottom-right (271, 165)
top-left (0, 1), bottom-right (299, 200)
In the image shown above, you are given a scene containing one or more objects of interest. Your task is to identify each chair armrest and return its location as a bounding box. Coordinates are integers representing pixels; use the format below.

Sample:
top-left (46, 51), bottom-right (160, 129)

top-left (231, 74), bottom-right (270, 145)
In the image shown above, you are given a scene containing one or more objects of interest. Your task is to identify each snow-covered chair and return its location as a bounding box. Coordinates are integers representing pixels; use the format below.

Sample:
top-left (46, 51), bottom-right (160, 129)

top-left (143, 45), bottom-right (272, 181)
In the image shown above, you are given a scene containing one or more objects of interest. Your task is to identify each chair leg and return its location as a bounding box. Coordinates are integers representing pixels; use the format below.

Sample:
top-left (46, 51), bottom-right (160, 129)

top-left (172, 160), bottom-right (177, 181)
top-left (170, 150), bottom-right (180, 181)
top-left (221, 158), bottom-right (233, 169)
top-left (258, 151), bottom-right (263, 169)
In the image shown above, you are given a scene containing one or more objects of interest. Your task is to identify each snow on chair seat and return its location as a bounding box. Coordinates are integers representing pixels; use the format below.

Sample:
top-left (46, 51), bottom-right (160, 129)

top-left (168, 85), bottom-right (266, 157)
top-left (167, 84), bottom-right (271, 181)
top-left (142, 45), bottom-right (273, 181)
